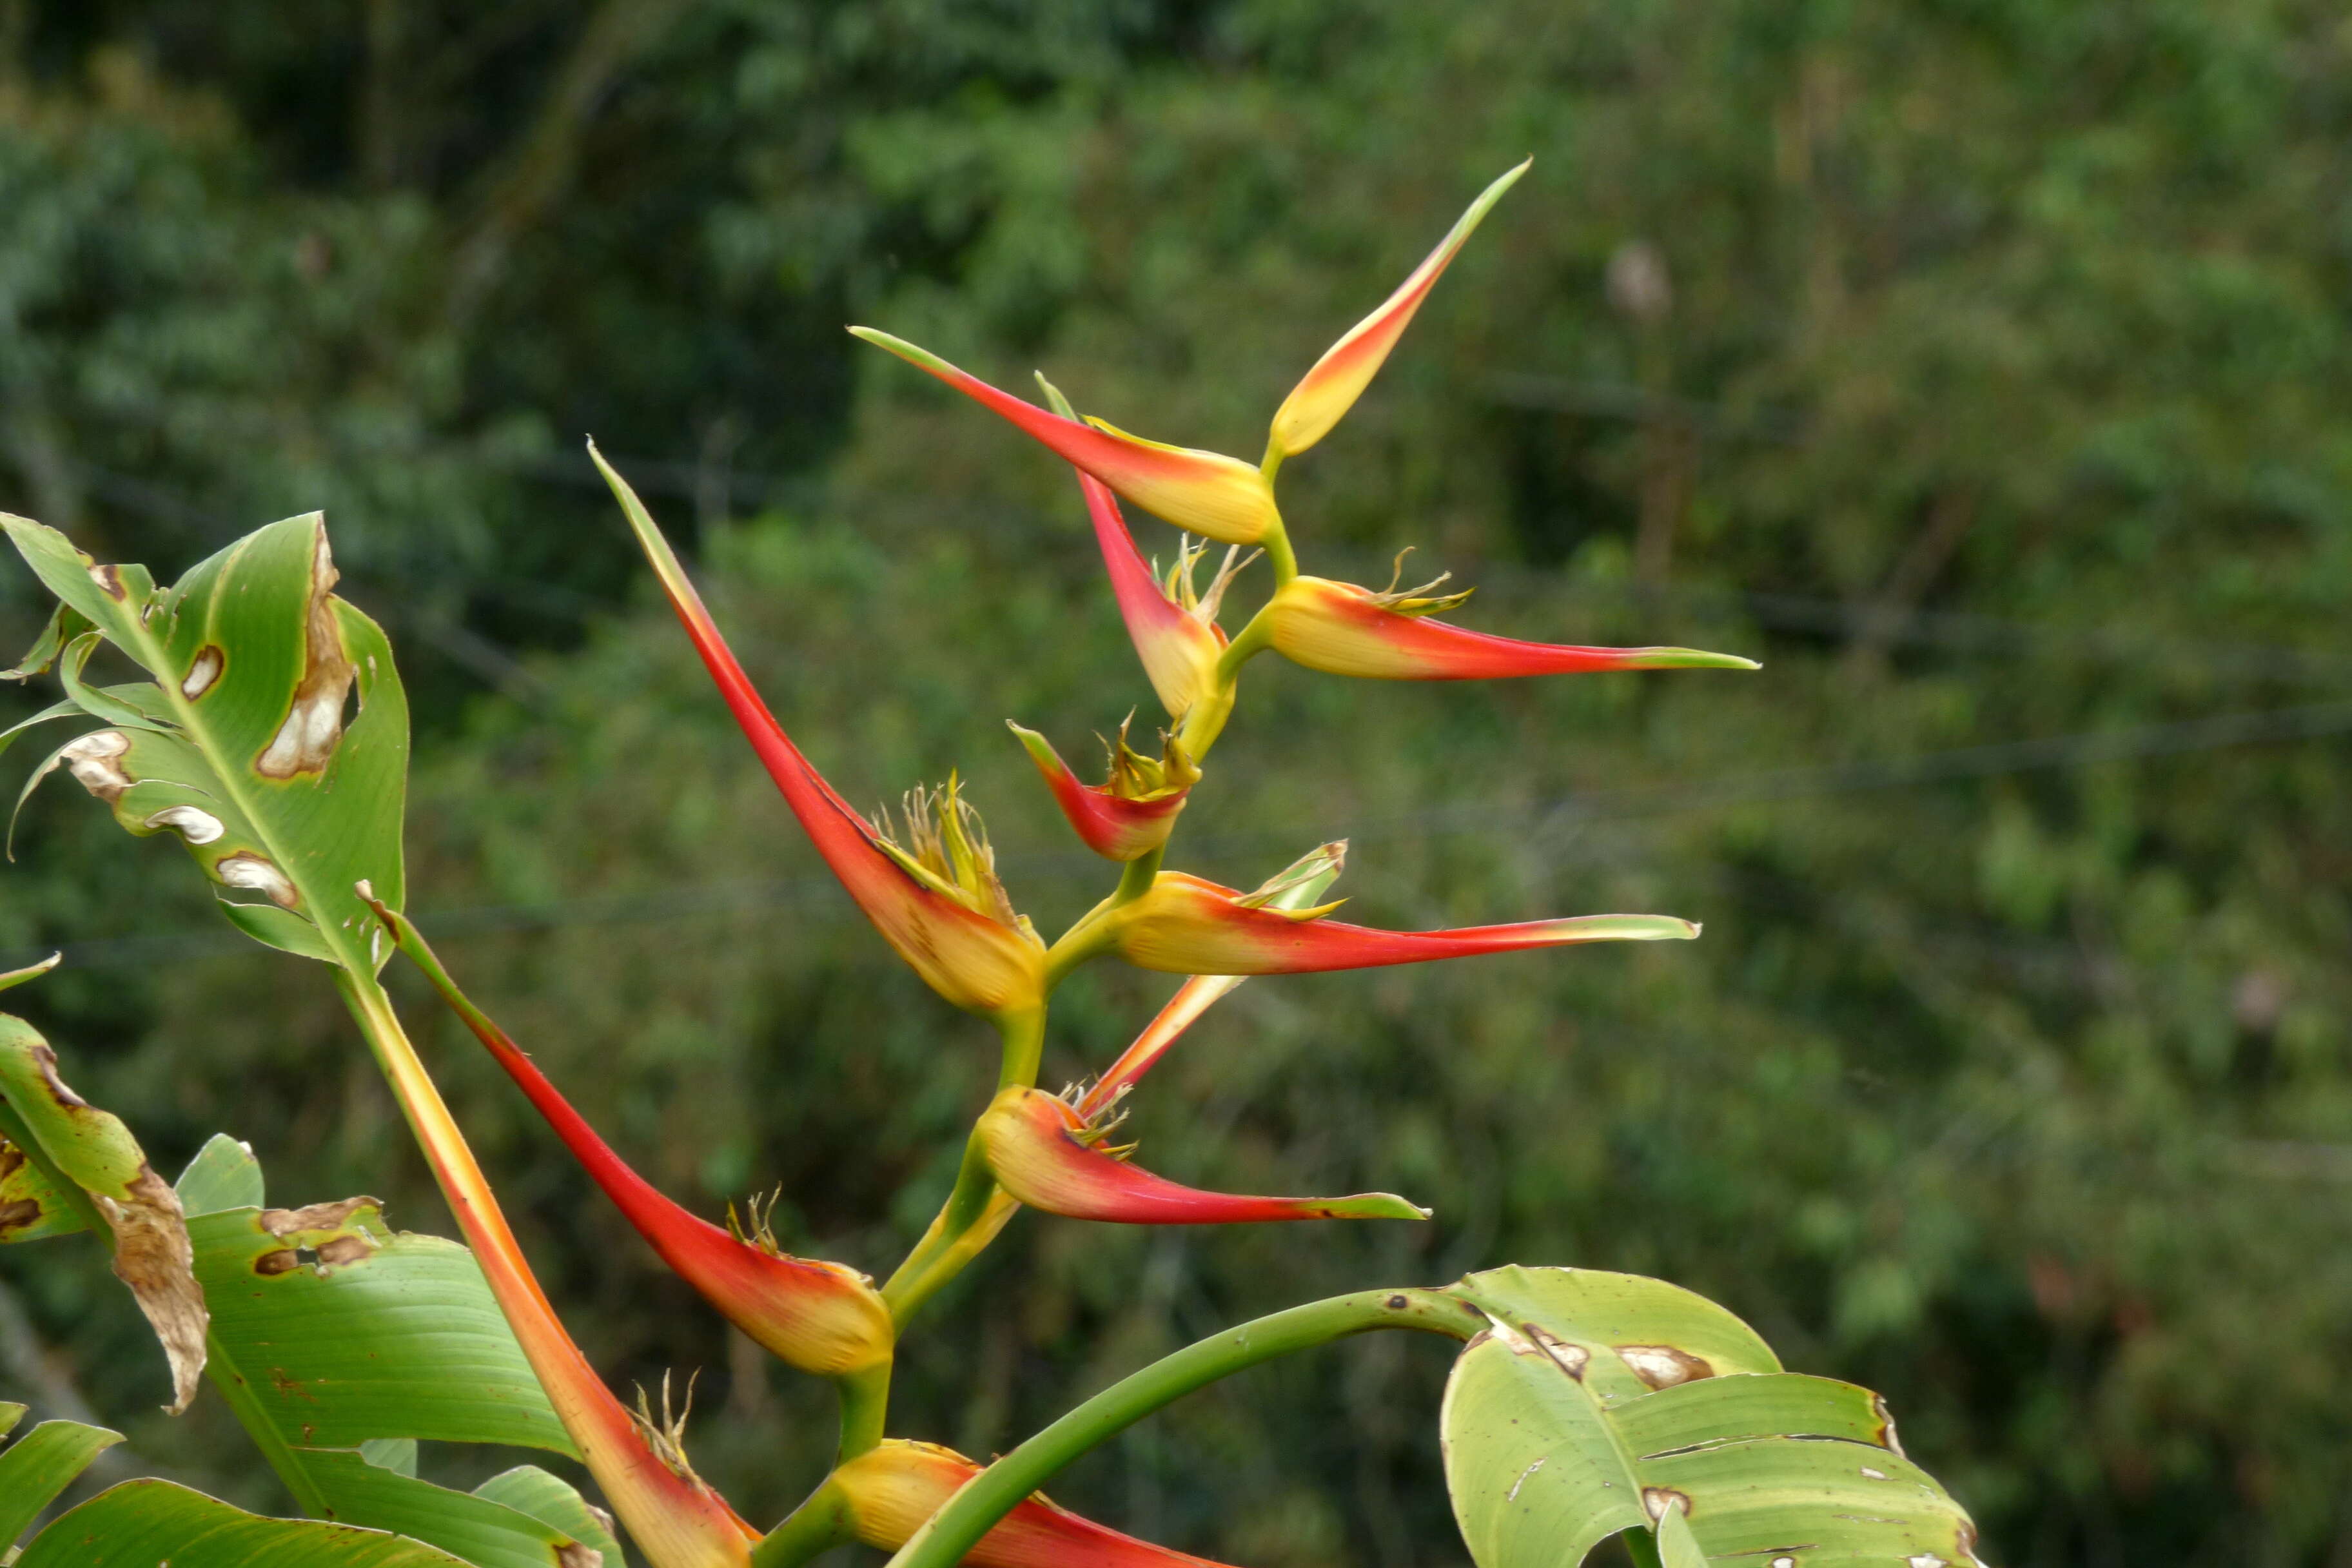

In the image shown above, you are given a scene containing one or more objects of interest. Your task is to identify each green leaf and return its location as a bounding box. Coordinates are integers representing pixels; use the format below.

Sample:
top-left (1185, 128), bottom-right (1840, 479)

top-left (188, 1198), bottom-right (577, 1458)
top-left (162, 1144), bottom-right (616, 1564)
top-left (175, 1133), bottom-right (266, 1217)
top-left (15, 1480), bottom-right (476, 1568)
top-left (291, 1448), bottom-right (605, 1568)
top-left (1440, 1266), bottom-right (1984, 1568)
top-left (0, 1418), bottom-right (126, 1546)
top-left (2, 513), bottom-right (409, 969)
top-left (3, 602), bottom-right (92, 681)
top-left (475, 1467), bottom-right (623, 1565)
top-left (360, 1437), bottom-right (420, 1476)
top-left (0, 1010), bottom-right (208, 1411)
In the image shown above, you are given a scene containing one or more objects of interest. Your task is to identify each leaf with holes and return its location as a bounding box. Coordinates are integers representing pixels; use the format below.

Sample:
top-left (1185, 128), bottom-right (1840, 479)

top-left (1440, 1266), bottom-right (1985, 1568)
top-left (15, 1480), bottom-right (480, 1568)
top-left (0, 1407), bottom-right (125, 1548)
top-left (2, 511), bottom-right (407, 966)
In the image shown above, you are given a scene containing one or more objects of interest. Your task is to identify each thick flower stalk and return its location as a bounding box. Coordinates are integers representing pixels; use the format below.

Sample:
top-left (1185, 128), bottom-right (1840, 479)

top-left (372, 899), bottom-right (896, 1387)
top-left (1055, 841), bottom-right (1699, 977)
top-left (1010, 720), bottom-right (1195, 862)
top-left (593, 444), bottom-right (1047, 1029)
top-left (833, 1440), bottom-right (1235, 1568)
top-left (976, 1086), bottom-right (1427, 1224)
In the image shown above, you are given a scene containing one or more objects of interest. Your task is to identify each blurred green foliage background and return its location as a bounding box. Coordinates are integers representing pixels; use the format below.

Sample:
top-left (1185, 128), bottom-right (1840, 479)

top-left (3, 3), bottom-right (2349, 1564)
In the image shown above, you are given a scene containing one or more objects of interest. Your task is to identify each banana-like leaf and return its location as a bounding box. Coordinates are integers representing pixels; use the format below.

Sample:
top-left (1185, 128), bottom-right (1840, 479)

top-left (0, 1412), bottom-right (124, 1546)
top-left (0, 1004), bottom-right (208, 1412)
top-left (177, 1149), bottom-right (609, 1568)
top-left (188, 1197), bottom-right (576, 1456)
top-left (1441, 1266), bottom-right (1985, 1568)
top-left (15, 1480), bottom-right (478, 1567)
top-left (290, 1449), bottom-right (605, 1568)
top-left (1, 511), bottom-right (408, 966)
top-left (176, 1132), bottom-right (266, 1217)
top-left (474, 1468), bottom-right (624, 1564)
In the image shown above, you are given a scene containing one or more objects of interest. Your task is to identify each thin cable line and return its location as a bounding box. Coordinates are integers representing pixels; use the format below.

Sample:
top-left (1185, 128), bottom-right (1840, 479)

top-left (8, 697), bottom-right (2346, 974)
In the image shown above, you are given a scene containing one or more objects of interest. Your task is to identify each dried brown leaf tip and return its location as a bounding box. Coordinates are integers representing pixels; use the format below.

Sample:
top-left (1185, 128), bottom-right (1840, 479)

top-left (96, 1166), bottom-right (210, 1415)
top-left (0, 1015), bottom-right (210, 1413)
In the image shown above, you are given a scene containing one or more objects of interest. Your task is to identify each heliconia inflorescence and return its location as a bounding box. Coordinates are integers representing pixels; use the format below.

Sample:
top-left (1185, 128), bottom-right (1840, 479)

top-left (0, 157), bottom-right (1967, 1568)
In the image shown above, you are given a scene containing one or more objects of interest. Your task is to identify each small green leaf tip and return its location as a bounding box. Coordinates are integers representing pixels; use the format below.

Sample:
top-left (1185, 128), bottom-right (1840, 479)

top-left (1633, 648), bottom-right (1763, 671)
top-left (0, 952), bottom-right (60, 994)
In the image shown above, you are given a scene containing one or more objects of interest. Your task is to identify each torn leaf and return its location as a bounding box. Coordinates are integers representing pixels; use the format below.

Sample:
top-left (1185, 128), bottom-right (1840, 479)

top-left (0, 1012), bottom-right (209, 1413)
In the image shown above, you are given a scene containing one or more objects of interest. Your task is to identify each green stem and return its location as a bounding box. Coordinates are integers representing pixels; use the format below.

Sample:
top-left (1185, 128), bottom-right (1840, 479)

top-left (1213, 603), bottom-right (1275, 688)
top-left (882, 1288), bottom-right (1477, 1568)
top-left (1113, 845), bottom-right (1164, 905)
top-left (834, 1360), bottom-right (892, 1464)
top-left (750, 1479), bottom-right (853, 1568)
top-left (878, 1132), bottom-right (1013, 1329)
top-left (992, 1006), bottom-right (1046, 1092)
top-left (878, 1002), bottom-right (1045, 1328)
top-left (1259, 519), bottom-right (1298, 587)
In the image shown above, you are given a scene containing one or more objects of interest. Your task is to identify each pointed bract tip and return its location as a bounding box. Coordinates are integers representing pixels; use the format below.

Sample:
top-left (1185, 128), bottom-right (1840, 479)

top-left (0, 952), bottom-right (60, 994)
top-left (1630, 648), bottom-right (1761, 671)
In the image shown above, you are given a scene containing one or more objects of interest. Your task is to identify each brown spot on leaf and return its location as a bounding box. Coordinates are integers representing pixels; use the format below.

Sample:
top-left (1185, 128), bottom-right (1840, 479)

top-left (86, 563), bottom-right (127, 601)
top-left (142, 805), bottom-right (224, 845)
top-left (181, 646), bottom-right (224, 701)
top-left (1642, 1486), bottom-right (1693, 1523)
top-left (1616, 1344), bottom-right (1714, 1389)
top-left (94, 1166), bottom-right (209, 1414)
top-left (217, 851), bottom-right (299, 909)
top-left (271, 1367), bottom-right (317, 1403)
top-left (314, 1233), bottom-right (375, 1269)
top-left (60, 730), bottom-right (132, 803)
top-left (261, 1197), bottom-right (378, 1239)
top-left (256, 529), bottom-right (354, 778)
top-left (556, 1545), bottom-right (605, 1568)
top-left (1525, 1324), bottom-right (1591, 1380)
top-left (253, 1249), bottom-right (304, 1277)
top-left (0, 1197), bottom-right (42, 1233)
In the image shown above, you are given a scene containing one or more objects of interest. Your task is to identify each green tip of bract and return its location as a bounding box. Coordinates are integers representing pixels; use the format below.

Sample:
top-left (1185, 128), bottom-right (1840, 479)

top-left (1329, 1192), bottom-right (1434, 1221)
top-left (1587, 916), bottom-right (1703, 942)
top-left (1632, 649), bottom-right (1762, 671)
top-left (848, 324), bottom-right (954, 378)
top-left (0, 952), bottom-right (59, 994)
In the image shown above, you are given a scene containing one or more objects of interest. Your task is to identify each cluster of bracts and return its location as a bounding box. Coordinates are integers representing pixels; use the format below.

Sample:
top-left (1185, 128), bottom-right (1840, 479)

top-left (377, 162), bottom-right (1755, 1567)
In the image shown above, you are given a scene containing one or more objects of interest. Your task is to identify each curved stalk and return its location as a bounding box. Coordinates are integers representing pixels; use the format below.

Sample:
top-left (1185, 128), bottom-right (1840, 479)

top-left (749, 1479), bottom-right (852, 1568)
top-left (881, 1288), bottom-right (1478, 1568)
top-left (1113, 845), bottom-right (1166, 905)
top-left (1211, 604), bottom-right (1276, 688)
top-left (879, 1004), bottom-right (1044, 1328)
